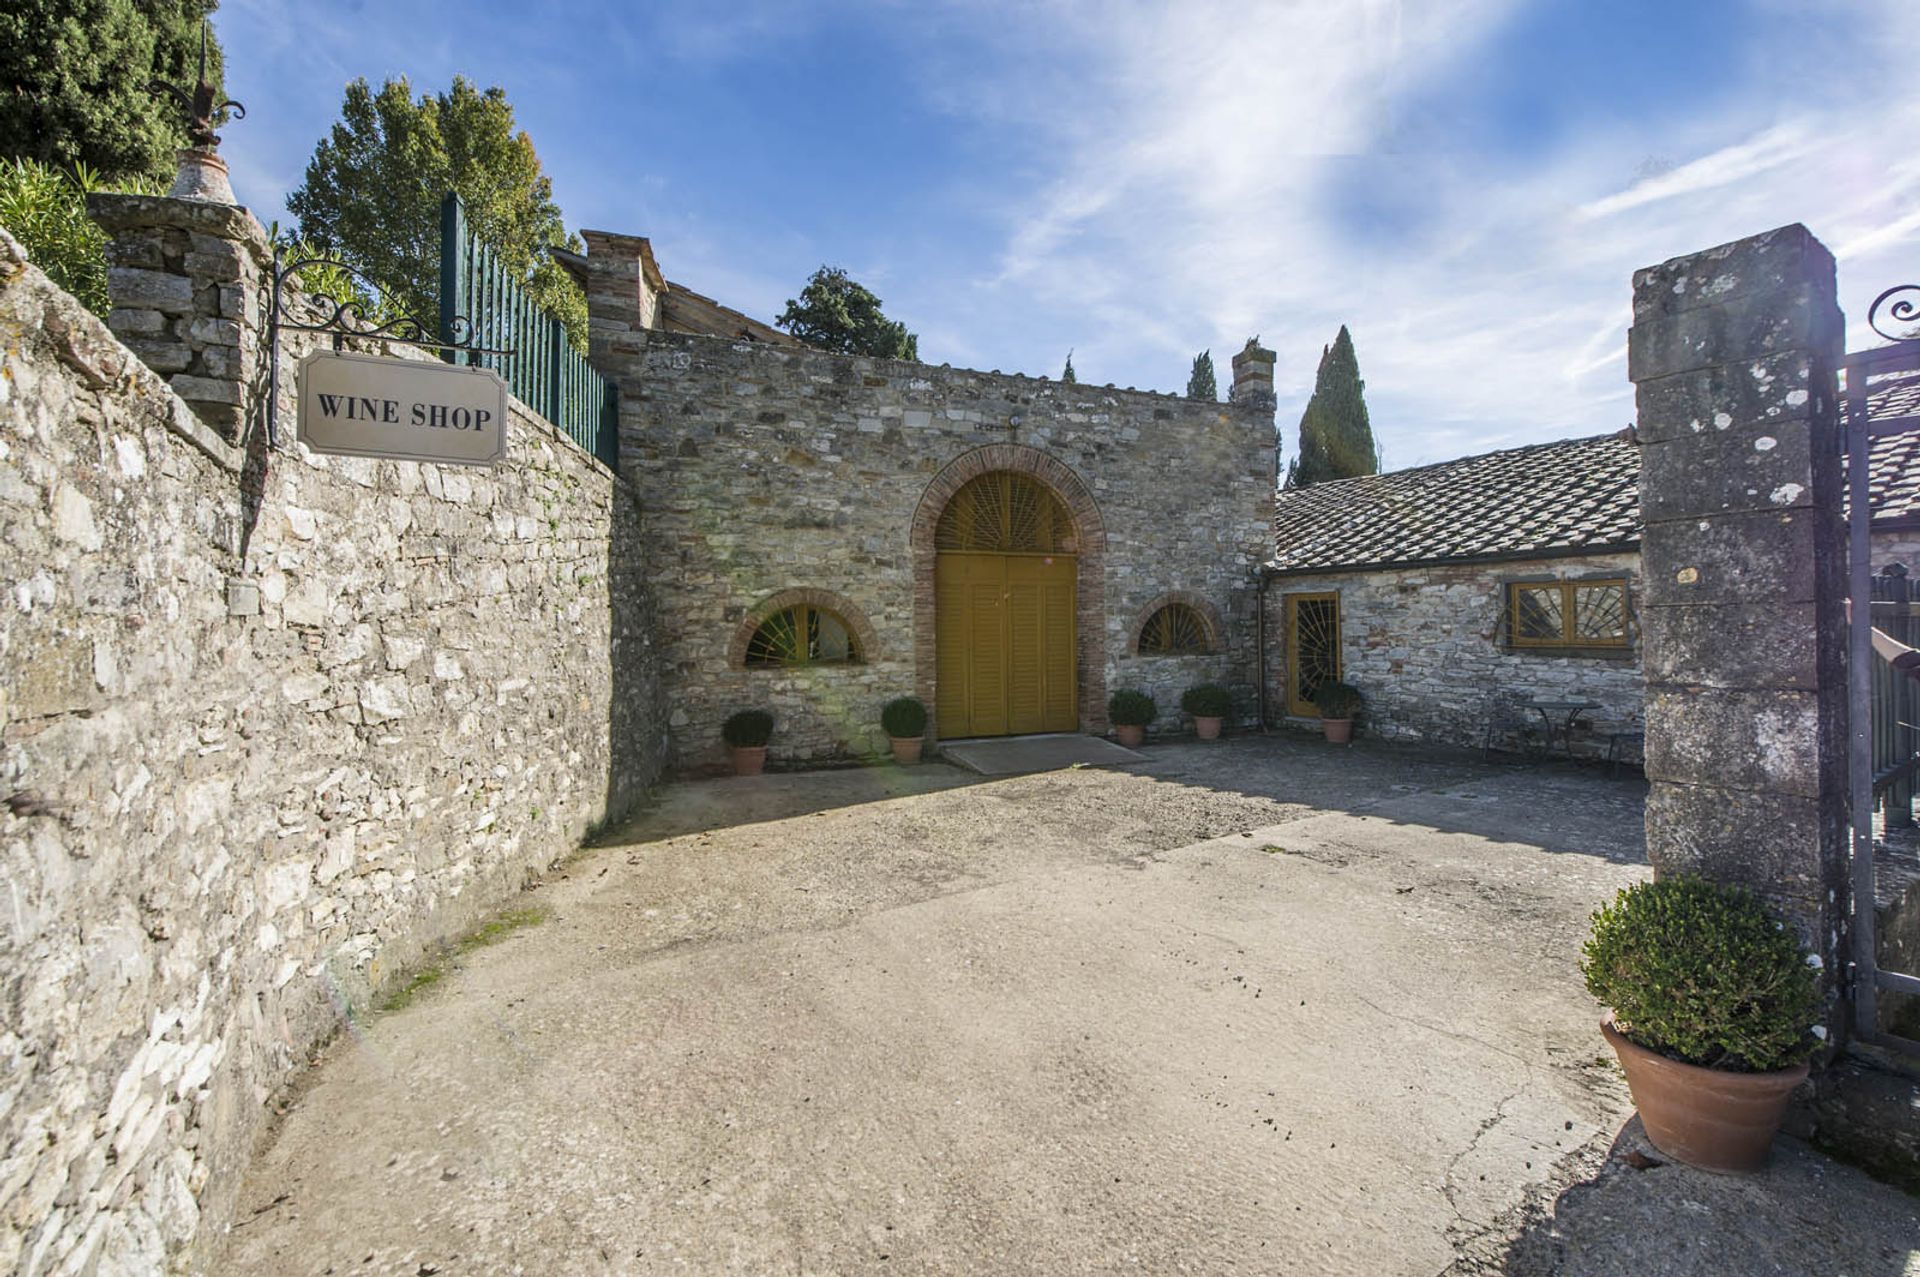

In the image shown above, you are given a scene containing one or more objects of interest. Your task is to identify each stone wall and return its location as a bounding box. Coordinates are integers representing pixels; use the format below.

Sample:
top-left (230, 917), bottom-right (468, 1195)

top-left (1262, 552), bottom-right (1646, 756)
top-left (0, 215), bottom-right (663, 1273)
top-left (618, 331), bottom-right (1276, 767)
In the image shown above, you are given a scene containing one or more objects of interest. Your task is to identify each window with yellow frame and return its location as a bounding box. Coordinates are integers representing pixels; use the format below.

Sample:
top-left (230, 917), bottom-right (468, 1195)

top-left (1505, 578), bottom-right (1630, 649)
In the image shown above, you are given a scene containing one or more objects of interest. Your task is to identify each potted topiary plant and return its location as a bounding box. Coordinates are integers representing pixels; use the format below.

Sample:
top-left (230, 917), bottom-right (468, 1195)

top-left (1181, 684), bottom-right (1231, 740)
top-left (881, 696), bottom-right (928, 765)
top-left (722, 709), bottom-right (774, 776)
top-left (1108, 689), bottom-right (1156, 748)
top-left (1311, 680), bottom-right (1362, 744)
top-left (1581, 876), bottom-right (1820, 1172)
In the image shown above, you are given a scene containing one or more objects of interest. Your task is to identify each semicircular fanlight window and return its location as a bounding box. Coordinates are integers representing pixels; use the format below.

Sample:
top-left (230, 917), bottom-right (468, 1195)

top-left (1139, 603), bottom-right (1210, 655)
top-left (935, 472), bottom-right (1075, 553)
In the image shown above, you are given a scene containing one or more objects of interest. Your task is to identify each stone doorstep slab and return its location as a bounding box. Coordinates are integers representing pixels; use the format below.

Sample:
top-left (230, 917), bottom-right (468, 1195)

top-left (935, 732), bottom-right (1147, 777)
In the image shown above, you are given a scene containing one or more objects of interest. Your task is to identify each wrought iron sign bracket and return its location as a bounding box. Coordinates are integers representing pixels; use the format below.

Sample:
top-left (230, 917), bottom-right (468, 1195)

top-left (264, 245), bottom-right (513, 445)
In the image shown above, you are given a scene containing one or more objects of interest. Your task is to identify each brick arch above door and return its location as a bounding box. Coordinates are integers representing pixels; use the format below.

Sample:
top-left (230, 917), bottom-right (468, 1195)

top-left (910, 445), bottom-right (1109, 735)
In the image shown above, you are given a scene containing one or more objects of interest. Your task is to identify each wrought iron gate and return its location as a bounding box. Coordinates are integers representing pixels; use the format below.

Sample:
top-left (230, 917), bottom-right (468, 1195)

top-left (1845, 284), bottom-right (1920, 1052)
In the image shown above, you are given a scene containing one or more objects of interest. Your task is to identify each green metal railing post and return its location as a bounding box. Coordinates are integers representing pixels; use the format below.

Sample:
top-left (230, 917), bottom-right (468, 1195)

top-left (436, 188), bottom-right (616, 466)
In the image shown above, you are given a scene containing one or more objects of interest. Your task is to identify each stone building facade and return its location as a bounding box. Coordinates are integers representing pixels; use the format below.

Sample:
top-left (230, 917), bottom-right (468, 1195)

top-left (605, 324), bottom-right (1279, 768)
top-left (1264, 552), bottom-right (1647, 756)
top-left (1262, 429), bottom-right (1920, 758)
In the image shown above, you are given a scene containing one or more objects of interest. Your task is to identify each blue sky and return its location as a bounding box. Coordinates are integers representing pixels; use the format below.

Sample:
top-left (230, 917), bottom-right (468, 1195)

top-left (217, 0), bottom-right (1920, 468)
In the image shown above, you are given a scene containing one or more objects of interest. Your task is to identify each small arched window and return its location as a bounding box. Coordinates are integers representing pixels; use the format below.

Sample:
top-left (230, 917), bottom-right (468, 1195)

top-left (744, 604), bottom-right (863, 667)
top-left (1139, 603), bottom-right (1210, 656)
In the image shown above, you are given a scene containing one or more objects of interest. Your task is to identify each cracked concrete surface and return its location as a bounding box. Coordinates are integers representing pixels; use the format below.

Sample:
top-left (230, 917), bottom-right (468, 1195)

top-left (211, 737), bottom-right (1916, 1274)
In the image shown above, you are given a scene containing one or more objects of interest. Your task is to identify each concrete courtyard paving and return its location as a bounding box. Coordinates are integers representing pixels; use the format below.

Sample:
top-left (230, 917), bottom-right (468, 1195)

top-left (212, 736), bottom-right (1920, 1275)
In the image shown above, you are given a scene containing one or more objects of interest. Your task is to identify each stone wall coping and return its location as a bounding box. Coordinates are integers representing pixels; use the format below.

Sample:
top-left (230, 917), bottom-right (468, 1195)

top-left (86, 192), bottom-right (274, 269)
top-left (645, 328), bottom-right (1263, 412)
top-left (4, 227), bottom-right (245, 471)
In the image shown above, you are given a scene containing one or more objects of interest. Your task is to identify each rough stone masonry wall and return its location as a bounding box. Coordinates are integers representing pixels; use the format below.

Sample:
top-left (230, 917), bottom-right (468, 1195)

top-left (1263, 552), bottom-right (1646, 757)
top-left (622, 332), bottom-right (1275, 767)
top-left (0, 221), bottom-right (663, 1273)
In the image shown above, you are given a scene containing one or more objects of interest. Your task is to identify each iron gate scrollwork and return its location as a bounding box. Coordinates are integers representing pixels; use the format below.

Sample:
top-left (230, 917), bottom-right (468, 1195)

top-left (1845, 280), bottom-right (1920, 1052)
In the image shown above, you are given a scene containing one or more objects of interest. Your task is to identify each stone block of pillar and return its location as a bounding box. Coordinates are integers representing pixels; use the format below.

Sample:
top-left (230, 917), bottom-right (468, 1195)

top-left (88, 193), bottom-right (271, 440)
top-left (1629, 223), bottom-right (1848, 1023)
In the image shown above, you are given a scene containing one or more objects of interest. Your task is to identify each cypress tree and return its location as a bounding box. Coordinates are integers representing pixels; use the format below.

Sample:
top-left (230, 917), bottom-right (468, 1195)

top-left (1061, 350), bottom-right (1077, 383)
top-left (1290, 325), bottom-right (1378, 486)
top-left (1186, 350), bottom-right (1216, 401)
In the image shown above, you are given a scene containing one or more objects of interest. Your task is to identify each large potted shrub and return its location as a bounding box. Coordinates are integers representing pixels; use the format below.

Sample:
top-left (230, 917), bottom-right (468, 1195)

top-left (1311, 680), bottom-right (1362, 744)
top-left (1181, 684), bottom-right (1231, 740)
top-left (1108, 690), bottom-right (1156, 748)
top-left (881, 696), bottom-right (928, 765)
top-left (1581, 876), bottom-right (1819, 1172)
top-left (722, 709), bottom-right (774, 776)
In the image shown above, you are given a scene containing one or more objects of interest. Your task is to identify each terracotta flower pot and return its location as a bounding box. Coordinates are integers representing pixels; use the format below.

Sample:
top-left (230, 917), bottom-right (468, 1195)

top-left (1194, 715), bottom-right (1222, 740)
top-left (1321, 718), bottom-right (1353, 744)
top-left (1115, 724), bottom-right (1146, 748)
top-left (890, 736), bottom-right (924, 765)
top-left (1600, 1017), bottom-right (1807, 1172)
top-left (729, 745), bottom-right (768, 777)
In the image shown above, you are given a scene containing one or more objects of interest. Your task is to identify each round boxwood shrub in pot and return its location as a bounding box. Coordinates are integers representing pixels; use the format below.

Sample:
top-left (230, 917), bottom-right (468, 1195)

top-left (1107, 689), bottom-right (1155, 748)
top-left (722, 709), bottom-right (774, 776)
top-left (1181, 684), bottom-right (1231, 740)
top-left (1581, 875), bottom-right (1820, 1171)
top-left (1311, 680), bottom-right (1362, 744)
top-left (881, 696), bottom-right (928, 765)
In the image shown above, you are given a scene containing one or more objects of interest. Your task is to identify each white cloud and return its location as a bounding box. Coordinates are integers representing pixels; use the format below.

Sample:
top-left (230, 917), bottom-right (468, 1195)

top-left (898, 0), bottom-right (1920, 466)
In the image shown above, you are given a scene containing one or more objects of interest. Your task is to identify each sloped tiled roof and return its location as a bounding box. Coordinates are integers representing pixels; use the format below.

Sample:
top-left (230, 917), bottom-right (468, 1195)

top-left (1271, 426), bottom-right (1920, 574)
top-left (1271, 432), bottom-right (1642, 574)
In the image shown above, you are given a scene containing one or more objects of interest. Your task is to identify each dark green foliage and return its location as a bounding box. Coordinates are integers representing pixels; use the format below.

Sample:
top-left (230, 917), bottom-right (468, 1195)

top-left (1061, 350), bottom-right (1076, 383)
top-left (0, 1), bottom-right (222, 184)
top-left (776, 266), bottom-right (918, 360)
top-left (0, 158), bottom-right (159, 313)
top-left (1180, 684), bottom-right (1231, 718)
top-left (1107, 689), bottom-right (1156, 727)
top-left (722, 709), bottom-right (774, 748)
top-left (287, 75), bottom-right (586, 349)
top-left (880, 696), bottom-right (927, 739)
top-left (1582, 877), bottom-right (1820, 1073)
top-left (1186, 350), bottom-right (1216, 401)
top-left (1289, 325), bottom-right (1378, 487)
top-left (1311, 680), bottom-right (1362, 718)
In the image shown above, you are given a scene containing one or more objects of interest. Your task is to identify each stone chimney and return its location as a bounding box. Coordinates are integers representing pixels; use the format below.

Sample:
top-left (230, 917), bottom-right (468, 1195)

top-left (580, 230), bottom-right (662, 383)
top-left (1230, 338), bottom-right (1277, 409)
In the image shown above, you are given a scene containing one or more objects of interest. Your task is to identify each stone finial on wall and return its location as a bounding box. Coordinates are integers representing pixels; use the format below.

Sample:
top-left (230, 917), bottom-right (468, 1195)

top-left (1230, 339), bottom-right (1277, 409)
top-left (87, 193), bottom-right (271, 440)
top-left (1628, 223), bottom-right (1849, 1022)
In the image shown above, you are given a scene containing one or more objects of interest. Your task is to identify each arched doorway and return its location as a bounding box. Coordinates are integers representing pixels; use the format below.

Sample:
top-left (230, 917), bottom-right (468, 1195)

top-left (933, 472), bottom-right (1079, 737)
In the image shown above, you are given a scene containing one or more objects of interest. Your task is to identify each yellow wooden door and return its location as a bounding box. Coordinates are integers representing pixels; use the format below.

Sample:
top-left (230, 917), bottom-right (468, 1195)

top-left (935, 552), bottom-right (1077, 738)
top-left (1284, 591), bottom-right (1341, 717)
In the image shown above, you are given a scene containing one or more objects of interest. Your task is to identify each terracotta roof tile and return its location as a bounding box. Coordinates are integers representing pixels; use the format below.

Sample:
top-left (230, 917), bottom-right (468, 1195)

top-left (1271, 423), bottom-right (1920, 574)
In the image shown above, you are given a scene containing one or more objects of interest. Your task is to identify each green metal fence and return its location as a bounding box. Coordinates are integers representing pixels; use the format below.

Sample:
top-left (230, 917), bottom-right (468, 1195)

top-left (438, 192), bottom-right (617, 467)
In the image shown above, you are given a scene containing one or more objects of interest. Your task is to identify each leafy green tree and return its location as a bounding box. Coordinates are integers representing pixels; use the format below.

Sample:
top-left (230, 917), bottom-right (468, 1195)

top-left (0, 158), bottom-right (160, 313)
top-left (1186, 349), bottom-right (1216, 401)
top-left (1061, 350), bottom-right (1076, 383)
top-left (775, 266), bottom-right (918, 359)
top-left (1288, 325), bottom-right (1378, 487)
top-left (0, 1), bottom-right (223, 184)
top-left (287, 75), bottom-right (586, 347)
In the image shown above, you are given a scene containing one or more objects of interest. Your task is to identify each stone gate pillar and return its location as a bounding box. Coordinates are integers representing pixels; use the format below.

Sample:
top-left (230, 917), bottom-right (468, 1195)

top-left (1629, 224), bottom-right (1849, 1020)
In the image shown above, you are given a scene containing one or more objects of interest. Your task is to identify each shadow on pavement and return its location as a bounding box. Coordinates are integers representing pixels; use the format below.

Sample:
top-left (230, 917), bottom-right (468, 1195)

top-left (1478, 1117), bottom-right (1920, 1276)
